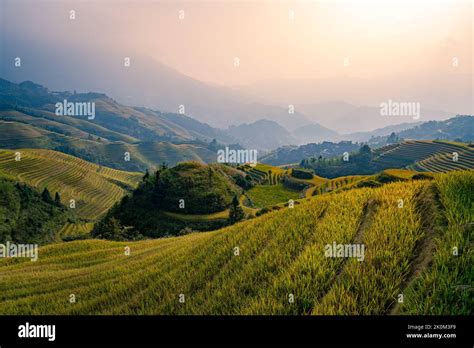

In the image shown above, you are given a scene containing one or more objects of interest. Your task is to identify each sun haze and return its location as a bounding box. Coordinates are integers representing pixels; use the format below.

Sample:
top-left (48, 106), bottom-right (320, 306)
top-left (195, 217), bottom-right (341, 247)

top-left (2, 0), bottom-right (471, 86)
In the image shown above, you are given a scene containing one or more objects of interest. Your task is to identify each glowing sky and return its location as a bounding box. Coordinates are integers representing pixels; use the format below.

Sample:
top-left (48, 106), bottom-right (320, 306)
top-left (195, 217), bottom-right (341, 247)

top-left (1, 0), bottom-right (472, 86)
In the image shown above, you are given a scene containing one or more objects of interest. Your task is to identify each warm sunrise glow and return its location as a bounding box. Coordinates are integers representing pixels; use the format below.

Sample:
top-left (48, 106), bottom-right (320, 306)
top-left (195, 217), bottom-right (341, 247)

top-left (2, 0), bottom-right (471, 85)
top-left (0, 0), bottom-right (472, 329)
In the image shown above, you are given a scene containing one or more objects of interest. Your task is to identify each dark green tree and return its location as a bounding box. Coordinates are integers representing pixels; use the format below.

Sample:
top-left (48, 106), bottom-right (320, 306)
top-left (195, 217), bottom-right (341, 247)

top-left (54, 192), bottom-right (61, 206)
top-left (154, 169), bottom-right (161, 185)
top-left (143, 169), bottom-right (150, 180)
top-left (152, 169), bottom-right (164, 207)
top-left (41, 187), bottom-right (53, 204)
top-left (92, 217), bottom-right (124, 241)
top-left (228, 195), bottom-right (245, 224)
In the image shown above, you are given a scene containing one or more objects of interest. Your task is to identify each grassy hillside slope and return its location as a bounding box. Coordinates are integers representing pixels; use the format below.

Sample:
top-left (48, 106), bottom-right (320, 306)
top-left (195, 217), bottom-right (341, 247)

top-left (0, 78), bottom-right (239, 171)
top-left (0, 78), bottom-right (232, 144)
top-left (0, 170), bottom-right (470, 315)
top-left (0, 118), bottom-right (220, 171)
top-left (0, 173), bottom-right (76, 244)
top-left (94, 162), bottom-right (244, 238)
top-left (0, 149), bottom-right (142, 220)
top-left (245, 183), bottom-right (301, 208)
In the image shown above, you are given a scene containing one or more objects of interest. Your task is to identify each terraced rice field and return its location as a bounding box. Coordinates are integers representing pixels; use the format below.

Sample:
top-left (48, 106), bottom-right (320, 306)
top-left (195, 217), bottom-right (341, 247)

top-left (0, 170), bottom-right (470, 315)
top-left (375, 140), bottom-right (474, 172)
top-left (412, 149), bottom-right (474, 172)
top-left (59, 223), bottom-right (95, 240)
top-left (398, 171), bottom-right (474, 314)
top-left (0, 149), bottom-right (142, 220)
top-left (239, 164), bottom-right (286, 185)
top-left (383, 169), bottom-right (420, 179)
top-left (290, 173), bottom-right (327, 187)
top-left (162, 210), bottom-right (229, 222)
top-left (312, 175), bottom-right (368, 195)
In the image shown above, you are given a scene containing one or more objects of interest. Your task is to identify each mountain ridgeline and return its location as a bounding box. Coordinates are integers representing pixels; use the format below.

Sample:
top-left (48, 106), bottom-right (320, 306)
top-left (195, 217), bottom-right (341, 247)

top-left (227, 120), bottom-right (296, 151)
top-left (363, 115), bottom-right (474, 146)
top-left (0, 78), bottom-right (244, 171)
top-left (262, 115), bottom-right (474, 167)
top-left (1, 78), bottom-right (473, 174)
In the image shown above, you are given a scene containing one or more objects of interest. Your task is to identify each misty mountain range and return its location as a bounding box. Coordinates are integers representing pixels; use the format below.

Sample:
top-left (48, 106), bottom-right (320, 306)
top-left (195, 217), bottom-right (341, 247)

top-left (2, 39), bottom-right (470, 137)
top-left (0, 77), bottom-right (472, 170)
top-left (262, 115), bottom-right (474, 166)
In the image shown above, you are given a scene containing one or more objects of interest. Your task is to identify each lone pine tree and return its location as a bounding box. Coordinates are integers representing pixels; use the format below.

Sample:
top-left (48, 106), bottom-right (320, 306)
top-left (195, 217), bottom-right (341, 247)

top-left (228, 195), bottom-right (245, 224)
top-left (41, 187), bottom-right (54, 204)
